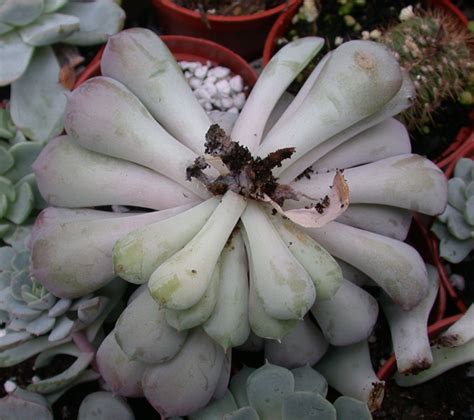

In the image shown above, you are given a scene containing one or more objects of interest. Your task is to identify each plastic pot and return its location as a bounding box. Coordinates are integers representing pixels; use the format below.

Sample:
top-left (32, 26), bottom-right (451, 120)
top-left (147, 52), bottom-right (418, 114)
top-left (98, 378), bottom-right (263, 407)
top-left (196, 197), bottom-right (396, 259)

top-left (75, 34), bottom-right (257, 90)
top-left (152, 0), bottom-right (299, 60)
top-left (262, 0), bottom-right (467, 66)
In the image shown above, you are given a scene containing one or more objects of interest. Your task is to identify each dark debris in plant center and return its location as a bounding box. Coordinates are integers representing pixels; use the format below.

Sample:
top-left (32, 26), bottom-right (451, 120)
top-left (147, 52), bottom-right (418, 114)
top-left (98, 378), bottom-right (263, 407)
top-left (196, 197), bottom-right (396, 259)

top-left (187, 124), bottom-right (300, 205)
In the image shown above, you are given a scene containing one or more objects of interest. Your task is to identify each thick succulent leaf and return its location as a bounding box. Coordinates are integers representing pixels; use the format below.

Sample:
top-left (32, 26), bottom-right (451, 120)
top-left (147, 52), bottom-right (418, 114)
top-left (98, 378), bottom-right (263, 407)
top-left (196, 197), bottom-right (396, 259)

top-left (43, 0), bottom-right (67, 13)
top-left (438, 230), bottom-right (474, 264)
top-left (47, 298), bottom-right (71, 317)
top-left (142, 328), bottom-right (225, 417)
top-left (26, 313), bottom-right (56, 336)
top-left (0, 146), bottom-right (14, 173)
top-left (333, 396), bottom-right (372, 420)
top-left (465, 196), bottom-right (474, 225)
top-left (48, 315), bottom-right (74, 341)
top-left (114, 288), bottom-right (187, 364)
top-left (0, 22), bottom-right (13, 35)
top-left (0, 32), bottom-right (34, 86)
top-left (395, 338), bottom-right (474, 386)
top-left (11, 47), bottom-right (68, 141)
top-left (0, 387), bottom-right (53, 420)
top-left (264, 318), bottom-right (329, 368)
top-left (282, 392), bottom-right (336, 420)
top-left (0, 244), bottom-right (15, 268)
top-left (291, 365), bottom-right (328, 398)
top-left (6, 182), bottom-right (34, 224)
top-left (0, 335), bottom-right (69, 367)
top-left (61, 0), bottom-right (125, 46)
top-left (46, 369), bottom-right (100, 405)
top-left (0, 0), bottom-right (44, 26)
top-left (0, 193), bottom-right (9, 218)
top-left (20, 13), bottom-right (80, 46)
top-left (34, 342), bottom-right (80, 368)
top-left (0, 330), bottom-right (32, 351)
top-left (311, 280), bottom-right (379, 346)
top-left (77, 296), bottom-right (109, 324)
top-left (447, 178), bottom-right (466, 211)
top-left (0, 176), bottom-right (15, 201)
top-left (213, 351), bottom-right (232, 400)
top-left (224, 407), bottom-right (260, 420)
top-left (96, 332), bottom-right (146, 397)
top-left (189, 391), bottom-right (238, 420)
top-left (246, 363), bottom-right (295, 420)
top-left (28, 351), bottom-right (94, 394)
top-left (229, 366), bottom-right (255, 407)
top-left (11, 250), bottom-right (29, 271)
top-left (453, 158), bottom-right (474, 181)
top-left (446, 209), bottom-right (472, 240)
top-left (78, 392), bottom-right (135, 420)
top-left (33, 136), bottom-right (199, 209)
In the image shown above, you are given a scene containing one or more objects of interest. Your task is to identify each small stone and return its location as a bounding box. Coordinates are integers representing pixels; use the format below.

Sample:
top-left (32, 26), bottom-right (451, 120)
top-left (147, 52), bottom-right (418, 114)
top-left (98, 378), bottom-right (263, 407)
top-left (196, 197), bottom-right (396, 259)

top-left (184, 71), bottom-right (193, 79)
top-left (31, 376), bottom-right (41, 384)
top-left (229, 75), bottom-right (244, 92)
top-left (399, 5), bottom-right (415, 21)
top-left (334, 36), bottom-right (344, 46)
top-left (203, 102), bottom-right (213, 111)
top-left (221, 97), bottom-right (234, 110)
top-left (449, 274), bottom-right (465, 291)
top-left (195, 87), bottom-right (212, 101)
top-left (369, 29), bottom-right (382, 40)
top-left (0, 329), bottom-right (6, 338)
top-left (228, 107), bottom-right (239, 114)
top-left (4, 380), bottom-right (16, 393)
top-left (233, 92), bottom-right (246, 109)
top-left (194, 65), bottom-right (208, 79)
top-left (189, 77), bottom-right (202, 90)
top-left (216, 79), bottom-right (231, 96)
top-left (361, 31), bottom-right (370, 40)
top-left (204, 75), bottom-right (217, 84)
top-left (209, 66), bottom-right (230, 79)
top-left (203, 83), bottom-right (217, 97)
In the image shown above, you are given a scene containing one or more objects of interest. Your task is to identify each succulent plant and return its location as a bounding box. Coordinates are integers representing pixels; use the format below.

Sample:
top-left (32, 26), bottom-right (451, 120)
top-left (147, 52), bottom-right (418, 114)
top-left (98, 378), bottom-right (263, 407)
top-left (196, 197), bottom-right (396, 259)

top-left (187, 363), bottom-right (372, 420)
top-left (28, 28), bottom-right (449, 416)
top-left (0, 0), bottom-right (125, 141)
top-left (0, 107), bottom-right (46, 238)
top-left (381, 9), bottom-right (474, 131)
top-left (432, 158), bottom-right (474, 263)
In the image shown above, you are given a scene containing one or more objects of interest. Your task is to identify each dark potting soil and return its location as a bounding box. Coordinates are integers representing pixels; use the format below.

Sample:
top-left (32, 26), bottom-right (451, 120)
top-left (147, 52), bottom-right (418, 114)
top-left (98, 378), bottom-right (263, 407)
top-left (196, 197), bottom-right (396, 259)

top-left (172, 0), bottom-right (286, 16)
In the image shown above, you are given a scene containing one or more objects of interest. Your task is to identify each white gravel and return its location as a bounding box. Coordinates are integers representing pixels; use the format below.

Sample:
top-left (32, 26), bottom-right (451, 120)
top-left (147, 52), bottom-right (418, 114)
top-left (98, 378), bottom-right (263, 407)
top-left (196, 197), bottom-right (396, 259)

top-left (180, 61), bottom-right (247, 113)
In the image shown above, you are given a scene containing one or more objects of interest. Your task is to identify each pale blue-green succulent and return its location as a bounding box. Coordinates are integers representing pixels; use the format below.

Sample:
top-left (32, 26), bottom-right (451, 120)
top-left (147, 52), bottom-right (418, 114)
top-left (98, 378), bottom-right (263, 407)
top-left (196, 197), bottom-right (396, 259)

top-left (186, 363), bottom-right (372, 420)
top-left (0, 107), bottom-right (46, 238)
top-left (432, 158), bottom-right (474, 263)
top-left (0, 0), bottom-right (125, 141)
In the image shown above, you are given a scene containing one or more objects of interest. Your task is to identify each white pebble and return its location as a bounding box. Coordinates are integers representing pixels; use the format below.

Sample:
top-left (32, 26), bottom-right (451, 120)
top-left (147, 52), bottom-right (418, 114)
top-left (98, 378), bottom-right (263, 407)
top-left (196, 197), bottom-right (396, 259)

top-left (194, 65), bottom-right (208, 79)
top-left (31, 376), bottom-right (41, 384)
top-left (216, 79), bottom-right (231, 96)
top-left (203, 102), bottom-right (213, 111)
top-left (0, 329), bottom-right (6, 338)
top-left (195, 87), bottom-right (212, 101)
top-left (184, 71), bottom-right (193, 79)
top-left (209, 66), bottom-right (231, 79)
top-left (221, 97), bottom-right (234, 110)
top-left (189, 77), bottom-right (202, 90)
top-left (229, 75), bottom-right (244, 92)
top-left (4, 380), bottom-right (16, 393)
top-left (233, 92), bottom-right (246, 109)
top-left (228, 107), bottom-right (239, 114)
top-left (204, 75), bottom-right (217, 84)
top-left (212, 98), bottom-right (222, 108)
top-left (203, 83), bottom-right (217, 97)
top-left (449, 274), bottom-right (465, 291)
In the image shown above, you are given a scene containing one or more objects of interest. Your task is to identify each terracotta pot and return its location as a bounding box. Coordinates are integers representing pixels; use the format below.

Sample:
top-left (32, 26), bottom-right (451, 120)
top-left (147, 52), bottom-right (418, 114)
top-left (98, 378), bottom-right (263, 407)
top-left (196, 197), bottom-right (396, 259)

top-left (75, 34), bottom-right (257, 90)
top-left (262, 0), bottom-right (467, 66)
top-left (152, 0), bottom-right (299, 60)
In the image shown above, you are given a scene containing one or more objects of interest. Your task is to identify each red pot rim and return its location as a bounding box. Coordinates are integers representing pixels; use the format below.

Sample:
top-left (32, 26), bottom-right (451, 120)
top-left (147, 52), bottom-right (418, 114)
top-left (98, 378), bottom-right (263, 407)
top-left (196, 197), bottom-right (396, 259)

top-left (154, 0), bottom-right (299, 23)
top-left (262, 0), bottom-right (468, 66)
top-left (74, 34), bottom-right (257, 90)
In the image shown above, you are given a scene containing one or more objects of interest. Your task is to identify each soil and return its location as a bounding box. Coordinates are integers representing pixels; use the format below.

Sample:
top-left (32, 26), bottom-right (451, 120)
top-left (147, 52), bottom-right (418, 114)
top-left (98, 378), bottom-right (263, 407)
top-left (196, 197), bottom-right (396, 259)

top-left (172, 0), bottom-right (286, 16)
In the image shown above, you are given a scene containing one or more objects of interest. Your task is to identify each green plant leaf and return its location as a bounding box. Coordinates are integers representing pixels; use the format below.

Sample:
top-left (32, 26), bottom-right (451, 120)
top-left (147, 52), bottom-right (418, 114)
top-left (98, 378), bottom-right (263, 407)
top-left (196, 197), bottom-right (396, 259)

top-left (333, 396), bottom-right (372, 420)
top-left (20, 13), bottom-right (80, 46)
top-left (0, 32), bottom-right (34, 86)
top-left (0, 146), bottom-right (14, 174)
top-left (0, 0), bottom-right (44, 26)
top-left (282, 392), bottom-right (336, 420)
top-left (43, 0), bottom-right (68, 13)
top-left (6, 181), bottom-right (34, 224)
top-left (10, 46), bottom-right (68, 141)
top-left (0, 388), bottom-right (53, 420)
top-left (61, 0), bottom-right (125, 46)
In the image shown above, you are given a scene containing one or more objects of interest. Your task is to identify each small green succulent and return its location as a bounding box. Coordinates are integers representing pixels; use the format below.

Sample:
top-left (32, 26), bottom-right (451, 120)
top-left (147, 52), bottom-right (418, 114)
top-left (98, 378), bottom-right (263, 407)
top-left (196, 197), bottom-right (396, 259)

top-left (432, 158), bottom-right (474, 263)
top-left (0, 107), bottom-right (46, 238)
top-left (0, 0), bottom-right (125, 141)
top-left (187, 363), bottom-right (372, 420)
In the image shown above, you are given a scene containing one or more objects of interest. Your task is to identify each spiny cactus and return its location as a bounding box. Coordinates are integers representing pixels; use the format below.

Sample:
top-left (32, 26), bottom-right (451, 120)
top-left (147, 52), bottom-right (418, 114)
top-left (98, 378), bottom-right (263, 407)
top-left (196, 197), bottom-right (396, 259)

top-left (0, 107), bottom-right (45, 238)
top-left (432, 158), bottom-right (474, 263)
top-left (381, 9), bottom-right (474, 131)
top-left (187, 363), bottom-right (372, 420)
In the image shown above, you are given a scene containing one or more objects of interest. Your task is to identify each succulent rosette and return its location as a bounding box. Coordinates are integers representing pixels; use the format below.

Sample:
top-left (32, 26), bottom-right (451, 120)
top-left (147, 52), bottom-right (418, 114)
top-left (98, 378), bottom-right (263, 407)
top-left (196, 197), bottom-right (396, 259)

top-left (0, 0), bottom-right (125, 141)
top-left (29, 28), bottom-right (448, 416)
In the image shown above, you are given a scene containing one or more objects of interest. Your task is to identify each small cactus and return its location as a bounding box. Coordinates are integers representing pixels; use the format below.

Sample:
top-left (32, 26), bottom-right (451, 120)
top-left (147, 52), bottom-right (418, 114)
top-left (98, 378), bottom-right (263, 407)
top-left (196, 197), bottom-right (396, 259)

top-left (381, 9), bottom-right (474, 131)
top-left (432, 158), bottom-right (474, 263)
